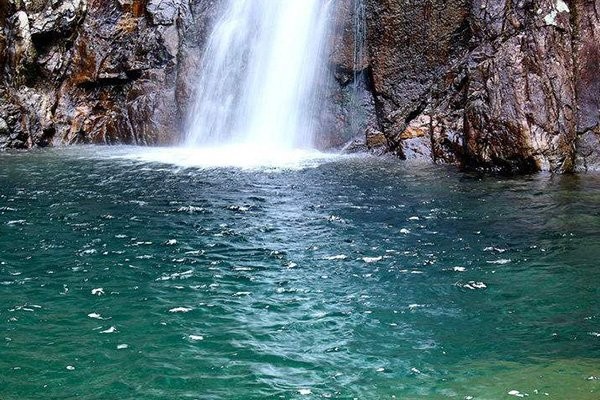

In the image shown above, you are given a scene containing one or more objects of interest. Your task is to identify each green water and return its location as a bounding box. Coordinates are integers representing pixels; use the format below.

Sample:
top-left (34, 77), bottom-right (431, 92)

top-left (1, 147), bottom-right (598, 399)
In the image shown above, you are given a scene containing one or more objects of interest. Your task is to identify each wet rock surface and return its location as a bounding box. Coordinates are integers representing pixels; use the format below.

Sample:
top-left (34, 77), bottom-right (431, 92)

top-left (1, 0), bottom-right (599, 173)
top-left (0, 0), bottom-right (217, 148)
top-left (364, 0), bottom-right (600, 173)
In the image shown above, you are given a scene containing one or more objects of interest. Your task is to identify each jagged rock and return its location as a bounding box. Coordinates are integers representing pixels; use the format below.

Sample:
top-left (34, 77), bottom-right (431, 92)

top-left (0, 118), bottom-right (8, 135)
top-left (364, 0), bottom-right (598, 173)
top-left (0, 0), bottom-right (215, 148)
top-left (365, 0), bottom-right (470, 139)
top-left (322, 0), bottom-right (378, 149)
top-left (0, 97), bottom-right (29, 148)
top-left (366, 126), bottom-right (386, 150)
top-left (576, 128), bottom-right (600, 172)
top-left (573, 0), bottom-right (600, 171)
top-left (0, 31), bottom-right (6, 66)
top-left (146, 0), bottom-right (179, 25)
top-left (29, 0), bottom-right (87, 38)
top-left (118, 0), bottom-right (147, 17)
top-left (13, 86), bottom-right (56, 146)
top-left (464, 0), bottom-right (577, 173)
top-left (8, 10), bottom-right (36, 81)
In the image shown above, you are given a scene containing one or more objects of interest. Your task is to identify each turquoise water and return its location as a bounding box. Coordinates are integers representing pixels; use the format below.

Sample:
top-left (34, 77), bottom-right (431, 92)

top-left (1, 147), bottom-right (598, 399)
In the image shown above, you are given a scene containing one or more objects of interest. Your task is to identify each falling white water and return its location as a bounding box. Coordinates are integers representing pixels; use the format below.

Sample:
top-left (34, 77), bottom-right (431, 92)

top-left (185, 0), bottom-right (332, 151)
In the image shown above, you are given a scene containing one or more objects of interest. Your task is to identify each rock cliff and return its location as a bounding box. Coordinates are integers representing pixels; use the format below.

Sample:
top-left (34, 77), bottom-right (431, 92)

top-left (0, 0), bottom-right (216, 148)
top-left (360, 0), bottom-right (600, 173)
top-left (0, 0), bottom-right (598, 173)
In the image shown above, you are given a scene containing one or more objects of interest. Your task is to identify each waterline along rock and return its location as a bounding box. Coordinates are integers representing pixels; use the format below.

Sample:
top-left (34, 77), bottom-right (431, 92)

top-left (0, 0), bottom-right (598, 173)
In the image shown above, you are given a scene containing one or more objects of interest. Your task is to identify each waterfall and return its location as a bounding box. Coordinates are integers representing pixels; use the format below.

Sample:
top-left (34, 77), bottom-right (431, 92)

top-left (185, 0), bottom-right (333, 151)
top-left (349, 0), bottom-right (367, 137)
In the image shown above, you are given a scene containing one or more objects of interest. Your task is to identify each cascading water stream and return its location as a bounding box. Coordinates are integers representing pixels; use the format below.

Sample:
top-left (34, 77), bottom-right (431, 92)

top-left (349, 0), bottom-right (368, 136)
top-left (185, 0), bottom-right (333, 151)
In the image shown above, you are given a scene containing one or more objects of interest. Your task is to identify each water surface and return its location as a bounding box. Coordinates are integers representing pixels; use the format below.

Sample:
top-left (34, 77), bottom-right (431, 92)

top-left (1, 147), bottom-right (598, 399)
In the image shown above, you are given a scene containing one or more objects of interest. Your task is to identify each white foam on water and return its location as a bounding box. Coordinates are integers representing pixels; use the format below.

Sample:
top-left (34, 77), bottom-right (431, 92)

top-left (233, 266), bottom-right (253, 271)
top-left (508, 390), bottom-right (528, 397)
top-left (487, 259), bottom-right (512, 265)
top-left (67, 145), bottom-right (364, 172)
top-left (169, 307), bottom-right (192, 313)
top-left (156, 269), bottom-right (194, 281)
top-left (462, 281), bottom-right (487, 290)
top-left (362, 256), bottom-right (383, 263)
top-left (322, 255), bottom-right (348, 261)
top-left (79, 249), bottom-right (97, 256)
top-left (177, 206), bottom-right (206, 214)
top-left (484, 246), bottom-right (507, 253)
top-left (130, 146), bottom-right (342, 170)
top-left (6, 220), bottom-right (27, 226)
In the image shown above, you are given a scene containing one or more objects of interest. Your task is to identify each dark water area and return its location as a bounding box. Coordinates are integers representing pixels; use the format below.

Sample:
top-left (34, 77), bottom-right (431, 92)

top-left (1, 147), bottom-right (598, 399)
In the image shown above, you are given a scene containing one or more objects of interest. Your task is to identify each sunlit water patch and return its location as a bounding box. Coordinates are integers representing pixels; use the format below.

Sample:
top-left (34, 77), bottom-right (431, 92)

top-left (1, 147), bottom-right (599, 399)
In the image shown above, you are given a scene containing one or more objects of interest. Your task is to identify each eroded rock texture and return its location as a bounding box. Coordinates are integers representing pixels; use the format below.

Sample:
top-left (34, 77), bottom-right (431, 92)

top-left (325, 0), bottom-right (379, 151)
top-left (364, 0), bottom-right (600, 173)
top-left (573, 0), bottom-right (600, 171)
top-left (0, 0), bottom-right (365, 151)
top-left (0, 0), bottom-right (217, 148)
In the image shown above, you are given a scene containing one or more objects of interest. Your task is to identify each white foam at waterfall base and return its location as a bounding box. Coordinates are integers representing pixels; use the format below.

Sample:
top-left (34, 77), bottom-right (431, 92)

top-left (101, 145), bottom-right (343, 171)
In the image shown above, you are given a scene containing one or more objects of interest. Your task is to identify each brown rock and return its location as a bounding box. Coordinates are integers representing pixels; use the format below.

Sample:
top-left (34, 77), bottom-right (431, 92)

top-left (573, 0), bottom-right (600, 171)
top-left (365, 0), bottom-right (470, 137)
top-left (465, 0), bottom-right (578, 173)
top-left (0, 0), bottom-right (217, 148)
top-left (363, 0), bottom-right (597, 173)
top-left (366, 127), bottom-right (387, 148)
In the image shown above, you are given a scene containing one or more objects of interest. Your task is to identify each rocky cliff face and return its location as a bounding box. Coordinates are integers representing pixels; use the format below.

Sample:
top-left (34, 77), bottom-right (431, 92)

top-left (360, 0), bottom-right (600, 173)
top-left (1, 0), bottom-right (599, 174)
top-left (0, 0), bottom-right (217, 148)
